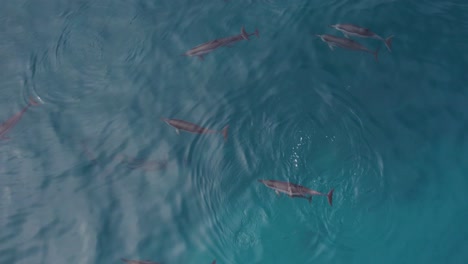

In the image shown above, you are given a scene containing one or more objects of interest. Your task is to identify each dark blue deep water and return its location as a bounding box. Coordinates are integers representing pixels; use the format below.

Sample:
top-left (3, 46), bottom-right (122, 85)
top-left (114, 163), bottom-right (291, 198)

top-left (1, 0), bottom-right (467, 263)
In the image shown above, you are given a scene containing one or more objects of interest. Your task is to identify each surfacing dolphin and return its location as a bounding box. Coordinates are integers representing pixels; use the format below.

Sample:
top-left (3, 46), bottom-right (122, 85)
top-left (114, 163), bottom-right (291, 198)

top-left (183, 26), bottom-right (259, 60)
top-left (316, 34), bottom-right (379, 62)
top-left (258, 179), bottom-right (334, 206)
top-left (329, 24), bottom-right (394, 52)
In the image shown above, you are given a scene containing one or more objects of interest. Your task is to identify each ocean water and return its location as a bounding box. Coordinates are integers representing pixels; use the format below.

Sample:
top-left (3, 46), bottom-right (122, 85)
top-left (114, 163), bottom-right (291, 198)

top-left (1, 0), bottom-right (467, 263)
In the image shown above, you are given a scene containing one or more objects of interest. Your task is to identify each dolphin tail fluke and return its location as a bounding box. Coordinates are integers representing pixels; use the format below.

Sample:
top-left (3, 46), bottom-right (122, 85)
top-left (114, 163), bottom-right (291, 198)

top-left (241, 26), bottom-right (249, 40)
top-left (221, 125), bottom-right (229, 142)
top-left (384, 35), bottom-right (394, 52)
top-left (327, 189), bottom-right (334, 206)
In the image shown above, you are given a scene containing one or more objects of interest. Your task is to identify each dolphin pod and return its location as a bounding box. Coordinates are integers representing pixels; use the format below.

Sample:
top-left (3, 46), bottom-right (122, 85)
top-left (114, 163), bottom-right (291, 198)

top-left (0, 14), bottom-right (395, 262)
top-left (329, 24), bottom-right (394, 52)
top-left (316, 23), bottom-right (394, 62)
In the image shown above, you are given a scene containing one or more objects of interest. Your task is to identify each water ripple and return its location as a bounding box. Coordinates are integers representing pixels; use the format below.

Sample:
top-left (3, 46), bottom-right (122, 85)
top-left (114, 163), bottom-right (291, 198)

top-left (166, 64), bottom-right (396, 261)
top-left (28, 23), bottom-right (106, 106)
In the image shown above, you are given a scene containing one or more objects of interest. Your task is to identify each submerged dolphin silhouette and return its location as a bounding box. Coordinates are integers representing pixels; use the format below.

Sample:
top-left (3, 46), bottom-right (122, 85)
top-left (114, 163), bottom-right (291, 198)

top-left (316, 34), bottom-right (379, 62)
top-left (0, 97), bottom-right (40, 140)
top-left (183, 26), bottom-right (259, 60)
top-left (258, 179), bottom-right (334, 206)
top-left (329, 24), bottom-right (394, 52)
top-left (162, 118), bottom-right (229, 141)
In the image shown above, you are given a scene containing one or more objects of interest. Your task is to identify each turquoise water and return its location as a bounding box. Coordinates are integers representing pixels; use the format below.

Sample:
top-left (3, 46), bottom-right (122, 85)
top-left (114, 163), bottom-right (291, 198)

top-left (1, 0), bottom-right (467, 263)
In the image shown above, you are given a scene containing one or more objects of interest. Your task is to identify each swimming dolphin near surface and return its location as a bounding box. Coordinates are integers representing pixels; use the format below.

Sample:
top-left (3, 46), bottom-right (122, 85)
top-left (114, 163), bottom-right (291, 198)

top-left (0, 97), bottom-right (39, 140)
top-left (183, 26), bottom-right (259, 60)
top-left (121, 258), bottom-right (160, 264)
top-left (316, 34), bottom-right (379, 62)
top-left (212, 260), bottom-right (216, 264)
top-left (258, 179), bottom-right (334, 206)
top-left (329, 24), bottom-right (394, 52)
top-left (117, 155), bottom-right (169, 171)
top-left (162, 118), bottom-right (229, 141)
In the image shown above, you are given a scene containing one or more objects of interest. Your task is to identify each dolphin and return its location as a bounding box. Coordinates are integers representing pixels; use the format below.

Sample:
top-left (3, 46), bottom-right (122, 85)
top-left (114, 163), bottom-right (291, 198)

top-left (216, 26), bottom-right (259, 46)
top-left (316, 34), bottom-right (379, 62)
top-left (212, 260), bottom-right (216, 264)
top-left (162, 118), bottom-right (229, 141)
top-left (183, 26), bottom-right (259, 60)
top-left (0, 97), bottom-right (39, 140)
top-left (329, 24), bottom-right (393, 52)
top-left (121, 258), bottom-right (160, 264)
top-left (118, 155), bottom-right (169, 171)
top-left (258, 179), bottom-right (334, 206)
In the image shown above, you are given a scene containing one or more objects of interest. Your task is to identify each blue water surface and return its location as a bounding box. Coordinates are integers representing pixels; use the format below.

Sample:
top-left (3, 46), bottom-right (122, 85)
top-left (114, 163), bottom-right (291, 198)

top-left (1, 0), bottom-right (467, 263)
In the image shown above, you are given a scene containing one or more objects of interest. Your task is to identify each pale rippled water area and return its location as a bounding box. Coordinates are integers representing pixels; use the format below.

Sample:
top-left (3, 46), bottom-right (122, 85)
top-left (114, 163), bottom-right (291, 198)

top-left (1, 0), bottom-right (467, 263)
